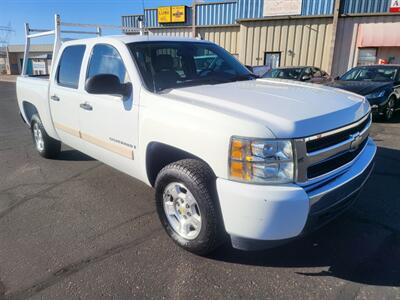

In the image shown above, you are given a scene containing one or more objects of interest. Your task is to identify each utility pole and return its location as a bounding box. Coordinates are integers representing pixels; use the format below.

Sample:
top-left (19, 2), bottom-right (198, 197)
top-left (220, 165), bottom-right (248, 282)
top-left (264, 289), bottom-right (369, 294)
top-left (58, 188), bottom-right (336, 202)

top-left (192, 1), bottom-right (197, 38)
top-left (0, 23), bottom-right (13, 74)
top-left (327, 0), bottom-right (341, 76)
top-left (0, 23), bottom-right (14, 51)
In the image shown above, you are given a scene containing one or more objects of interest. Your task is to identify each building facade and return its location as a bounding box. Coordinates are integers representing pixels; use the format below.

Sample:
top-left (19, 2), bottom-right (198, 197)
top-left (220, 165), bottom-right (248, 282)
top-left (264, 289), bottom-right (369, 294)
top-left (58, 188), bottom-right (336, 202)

top-left (122, 0), bottom-right (400, 76)
top-left (3, 44), bottom-right (53, 75)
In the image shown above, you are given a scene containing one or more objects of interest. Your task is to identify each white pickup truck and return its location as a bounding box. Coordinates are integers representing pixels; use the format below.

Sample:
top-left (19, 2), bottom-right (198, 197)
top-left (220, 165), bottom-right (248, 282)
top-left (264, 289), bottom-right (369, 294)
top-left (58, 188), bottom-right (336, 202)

top-left (17, 18), bottom-right (376, 255)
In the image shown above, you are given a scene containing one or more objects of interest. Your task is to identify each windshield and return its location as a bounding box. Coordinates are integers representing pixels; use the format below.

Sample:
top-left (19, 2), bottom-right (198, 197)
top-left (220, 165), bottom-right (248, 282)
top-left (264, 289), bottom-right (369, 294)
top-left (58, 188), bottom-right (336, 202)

top-left (264, 68), bottom-right (303, 80)
top-left (340, 67), bottom-right (398, 82)
top-left (128, 41), bottom-right (254, 92)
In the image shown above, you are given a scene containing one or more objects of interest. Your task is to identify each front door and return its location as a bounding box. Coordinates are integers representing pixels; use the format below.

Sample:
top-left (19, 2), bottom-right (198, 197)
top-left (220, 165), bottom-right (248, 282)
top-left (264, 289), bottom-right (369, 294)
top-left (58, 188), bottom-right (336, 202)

top-left (78, 43), bottom-right (138, 174)
top-left (49, 44), bottom-right (86, 147)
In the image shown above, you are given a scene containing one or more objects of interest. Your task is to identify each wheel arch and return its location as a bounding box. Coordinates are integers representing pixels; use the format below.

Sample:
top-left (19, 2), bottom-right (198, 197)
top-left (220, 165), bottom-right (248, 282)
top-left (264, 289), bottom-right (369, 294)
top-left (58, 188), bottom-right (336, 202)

top-left (389, 92), bottom-right (400, 108)
top-left (145, 142), bottom-right (216, 187)
top-left (22, 101), bottom-right (39, 126)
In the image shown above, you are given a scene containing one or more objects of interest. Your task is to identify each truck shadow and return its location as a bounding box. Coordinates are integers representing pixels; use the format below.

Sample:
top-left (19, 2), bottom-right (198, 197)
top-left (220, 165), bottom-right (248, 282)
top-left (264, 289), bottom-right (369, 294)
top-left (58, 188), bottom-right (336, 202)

top-left (54, 149), bottom-right (95, 161)
top-left (210, 146), bottom-right (400, 287)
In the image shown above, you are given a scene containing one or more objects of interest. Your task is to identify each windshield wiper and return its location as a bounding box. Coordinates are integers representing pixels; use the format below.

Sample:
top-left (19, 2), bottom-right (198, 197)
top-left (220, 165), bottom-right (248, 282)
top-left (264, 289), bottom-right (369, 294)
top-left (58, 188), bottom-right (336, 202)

top-left (229, 73), bottom-right (258, 82)
top-left (156, 74), bottom-right (258, 92)
top-left (176, 77), bottom-right (233, 88)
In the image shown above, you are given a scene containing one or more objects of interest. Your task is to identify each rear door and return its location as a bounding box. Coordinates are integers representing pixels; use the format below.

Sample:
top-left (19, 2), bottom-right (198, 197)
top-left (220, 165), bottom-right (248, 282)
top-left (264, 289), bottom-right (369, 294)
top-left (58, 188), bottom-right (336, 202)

top-left (49, 45), bottom-right (86, 146)
top-left (78, 43), bottom-right (138, 173)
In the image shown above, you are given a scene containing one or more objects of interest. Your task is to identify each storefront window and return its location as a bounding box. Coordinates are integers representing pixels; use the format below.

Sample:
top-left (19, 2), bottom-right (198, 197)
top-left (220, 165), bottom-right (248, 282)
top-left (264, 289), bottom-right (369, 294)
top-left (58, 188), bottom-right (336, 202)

top-left (357, 48), bottom-right (377, 66)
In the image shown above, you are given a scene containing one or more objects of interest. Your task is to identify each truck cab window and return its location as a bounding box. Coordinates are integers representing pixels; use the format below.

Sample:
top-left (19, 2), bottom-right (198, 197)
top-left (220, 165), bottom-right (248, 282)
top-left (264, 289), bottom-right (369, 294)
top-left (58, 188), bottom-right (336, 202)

top-left (87, 44), bottom-right (129, 83)
top-left (57, 45), bottom-right (86, 89)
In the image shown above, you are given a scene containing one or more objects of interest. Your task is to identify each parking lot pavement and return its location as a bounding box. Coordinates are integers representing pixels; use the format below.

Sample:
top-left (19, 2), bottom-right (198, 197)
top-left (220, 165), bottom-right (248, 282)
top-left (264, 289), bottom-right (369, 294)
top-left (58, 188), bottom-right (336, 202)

top-left (0, 81), bottom-right (399, 299)
top-left (0, 76), bottom-right (17, 83)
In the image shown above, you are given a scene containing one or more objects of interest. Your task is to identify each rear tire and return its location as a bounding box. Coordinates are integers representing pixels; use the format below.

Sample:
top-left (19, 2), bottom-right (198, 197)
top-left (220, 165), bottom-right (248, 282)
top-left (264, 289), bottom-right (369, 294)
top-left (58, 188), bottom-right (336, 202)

top-left (30, 115), bottom-right (61, 159)
top-left (155, 159), bottom-right (225, 255)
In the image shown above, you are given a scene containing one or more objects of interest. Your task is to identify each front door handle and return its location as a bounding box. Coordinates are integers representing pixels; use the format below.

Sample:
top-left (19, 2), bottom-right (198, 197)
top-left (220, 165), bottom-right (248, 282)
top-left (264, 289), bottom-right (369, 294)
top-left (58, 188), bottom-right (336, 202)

top-left (80, 102), bottom-right (93, 111)
top-left (50, 95), bottom-right (60, 101)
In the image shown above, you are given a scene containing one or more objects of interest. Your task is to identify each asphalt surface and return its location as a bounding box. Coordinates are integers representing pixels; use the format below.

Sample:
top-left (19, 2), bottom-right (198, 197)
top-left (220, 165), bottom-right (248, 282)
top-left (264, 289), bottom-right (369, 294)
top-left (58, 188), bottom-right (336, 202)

top-left (0, 81), bottom-right (400, 300)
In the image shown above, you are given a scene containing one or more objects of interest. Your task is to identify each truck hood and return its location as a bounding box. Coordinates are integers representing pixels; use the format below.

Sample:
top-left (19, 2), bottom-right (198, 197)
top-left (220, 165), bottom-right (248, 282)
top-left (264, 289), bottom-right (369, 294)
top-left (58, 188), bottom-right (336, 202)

top-left (167, 78), bottom-right (370, 138)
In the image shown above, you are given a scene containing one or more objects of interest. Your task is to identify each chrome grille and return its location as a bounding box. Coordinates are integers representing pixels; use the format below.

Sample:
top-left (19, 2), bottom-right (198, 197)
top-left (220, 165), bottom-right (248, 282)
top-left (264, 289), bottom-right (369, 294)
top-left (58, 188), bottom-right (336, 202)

top-left (294, 113), bottom-right (371, 184)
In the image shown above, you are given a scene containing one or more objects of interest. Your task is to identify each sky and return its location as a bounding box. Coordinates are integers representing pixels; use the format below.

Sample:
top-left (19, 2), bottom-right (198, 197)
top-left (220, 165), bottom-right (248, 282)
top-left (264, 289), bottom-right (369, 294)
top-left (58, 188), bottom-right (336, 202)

top-left (0, 0), bottom-right (195, 45)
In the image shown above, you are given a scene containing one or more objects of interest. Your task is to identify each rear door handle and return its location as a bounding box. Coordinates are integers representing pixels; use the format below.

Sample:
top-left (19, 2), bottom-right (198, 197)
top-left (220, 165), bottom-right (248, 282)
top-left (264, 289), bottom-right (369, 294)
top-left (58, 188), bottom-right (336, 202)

top-left (50, 95), bottom-right (60, 101)
top-left (80, 102), bottom-right (93, 111)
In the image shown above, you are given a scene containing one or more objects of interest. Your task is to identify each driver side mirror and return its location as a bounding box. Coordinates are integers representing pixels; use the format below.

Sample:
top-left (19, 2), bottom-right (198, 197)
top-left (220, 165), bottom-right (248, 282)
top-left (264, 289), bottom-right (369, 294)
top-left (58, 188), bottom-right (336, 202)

top-left (301, 74), bottom-right (311, 81)
top-left (334, 76), bottom-right (340, 80)
top-left (85, 74), bottom-right (132, 97)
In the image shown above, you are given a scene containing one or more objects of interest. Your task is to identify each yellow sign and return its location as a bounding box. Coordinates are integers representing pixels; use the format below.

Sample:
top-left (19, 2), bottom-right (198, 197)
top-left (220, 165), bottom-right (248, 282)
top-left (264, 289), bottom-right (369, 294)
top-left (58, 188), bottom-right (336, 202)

top-left (158, 5), bottom-right (186, 23)
top-left (171, 6), bottom-right (186, 23)
top-left (158, 6), bottom-right (171, 23)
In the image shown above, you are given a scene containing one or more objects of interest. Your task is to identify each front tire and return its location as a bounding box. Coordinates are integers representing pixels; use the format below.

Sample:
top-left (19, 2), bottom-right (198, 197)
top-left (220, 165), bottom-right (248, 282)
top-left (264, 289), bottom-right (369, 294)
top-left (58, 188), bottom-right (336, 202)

top-left (384, 97), bottom-right (396, 121)
top-left (155, 159), bottom-right (224, 255)
top-left (30, 115), bottom-right (61, 159)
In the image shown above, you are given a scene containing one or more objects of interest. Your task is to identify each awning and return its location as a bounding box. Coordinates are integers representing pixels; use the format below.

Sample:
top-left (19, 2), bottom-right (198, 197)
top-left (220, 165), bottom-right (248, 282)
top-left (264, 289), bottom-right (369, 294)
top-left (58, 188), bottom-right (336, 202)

top-left (357, 23), bottom-right (400, 47)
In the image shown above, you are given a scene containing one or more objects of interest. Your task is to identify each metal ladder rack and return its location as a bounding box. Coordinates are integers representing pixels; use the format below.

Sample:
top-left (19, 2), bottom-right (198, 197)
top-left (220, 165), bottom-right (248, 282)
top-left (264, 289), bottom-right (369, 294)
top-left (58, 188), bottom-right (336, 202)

top-left (22, 14), bottom-right (144, 76)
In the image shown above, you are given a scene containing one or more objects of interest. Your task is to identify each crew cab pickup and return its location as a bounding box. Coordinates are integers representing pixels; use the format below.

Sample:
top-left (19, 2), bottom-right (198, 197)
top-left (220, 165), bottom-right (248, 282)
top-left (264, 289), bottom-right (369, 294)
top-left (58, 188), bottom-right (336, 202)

top-left (17, 22), bottom-right (376, 254)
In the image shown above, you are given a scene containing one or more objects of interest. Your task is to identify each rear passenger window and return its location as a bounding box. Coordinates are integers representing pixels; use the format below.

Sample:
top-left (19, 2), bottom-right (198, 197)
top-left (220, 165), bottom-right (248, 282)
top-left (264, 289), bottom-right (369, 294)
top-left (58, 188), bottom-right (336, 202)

top-left (57, 45), bottom-right (86, 89)
top-left (87, 44), bottom-right (129, 83)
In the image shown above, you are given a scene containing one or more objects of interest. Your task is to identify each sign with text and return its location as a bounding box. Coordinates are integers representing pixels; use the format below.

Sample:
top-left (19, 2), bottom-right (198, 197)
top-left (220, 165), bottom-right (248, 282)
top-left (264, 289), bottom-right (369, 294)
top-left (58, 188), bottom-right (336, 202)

top-left (158, 6), bottom-right (171, 23)
top-left (158, 6), bottom-right (186, 23)
top-left (263, 0), bottom-right (302, 17)
top-left (171, 6), bottom-right (186, 23)
top-left (390, 0), bottom-right (400, 12)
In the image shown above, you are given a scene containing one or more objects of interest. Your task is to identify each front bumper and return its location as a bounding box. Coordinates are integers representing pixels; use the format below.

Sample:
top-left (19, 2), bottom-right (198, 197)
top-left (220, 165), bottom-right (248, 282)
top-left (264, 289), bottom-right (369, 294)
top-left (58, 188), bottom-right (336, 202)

top-left (216, 138), bottom-right (376, 251)
top-left (369, 97), bottom-right (387, 115)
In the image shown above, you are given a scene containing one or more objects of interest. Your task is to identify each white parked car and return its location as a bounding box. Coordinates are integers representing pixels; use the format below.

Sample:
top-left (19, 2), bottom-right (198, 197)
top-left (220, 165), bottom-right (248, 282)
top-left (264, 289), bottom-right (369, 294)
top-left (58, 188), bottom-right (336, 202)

top-left (16, 17), bottom-right (376, 254)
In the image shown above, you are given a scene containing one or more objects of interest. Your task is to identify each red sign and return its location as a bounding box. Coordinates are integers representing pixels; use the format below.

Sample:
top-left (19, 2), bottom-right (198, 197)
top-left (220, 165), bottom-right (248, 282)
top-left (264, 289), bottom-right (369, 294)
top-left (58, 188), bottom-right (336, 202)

top-left (390, 0), bottom-right (400, 12)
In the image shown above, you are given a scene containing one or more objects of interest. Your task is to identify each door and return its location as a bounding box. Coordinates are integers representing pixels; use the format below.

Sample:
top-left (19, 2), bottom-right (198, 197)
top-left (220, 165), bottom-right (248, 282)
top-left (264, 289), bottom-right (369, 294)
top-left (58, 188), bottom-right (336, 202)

top-left (49, 45), bottom-right (86, 145)
top-left (264, 52), bottom-right (281, 69)
top-left (78, 43), bottom-right (137, 171)
top-left (20, 58), bottom-right (33, 75)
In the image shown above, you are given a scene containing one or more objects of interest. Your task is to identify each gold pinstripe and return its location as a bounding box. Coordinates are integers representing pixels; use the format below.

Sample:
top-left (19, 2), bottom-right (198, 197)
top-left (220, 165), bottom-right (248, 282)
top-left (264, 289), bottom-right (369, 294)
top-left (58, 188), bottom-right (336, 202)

top-left (54, 123), bottom-right (134, 160)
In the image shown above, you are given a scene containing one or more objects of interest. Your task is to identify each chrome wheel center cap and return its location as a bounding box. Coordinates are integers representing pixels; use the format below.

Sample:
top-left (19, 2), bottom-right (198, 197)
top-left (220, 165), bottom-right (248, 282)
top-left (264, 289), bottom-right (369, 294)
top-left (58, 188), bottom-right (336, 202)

top-left (163, 182), bottom-right (202, 240)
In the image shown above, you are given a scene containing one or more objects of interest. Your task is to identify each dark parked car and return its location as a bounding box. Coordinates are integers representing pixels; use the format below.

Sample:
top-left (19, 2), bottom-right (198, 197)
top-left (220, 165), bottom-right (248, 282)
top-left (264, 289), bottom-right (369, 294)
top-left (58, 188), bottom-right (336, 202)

top-left (263, 66), bottom-right (331, 84)
top-left (326, 65), bottom-right (400, 121)
top-left (246, 65), bottom-right (270, 77)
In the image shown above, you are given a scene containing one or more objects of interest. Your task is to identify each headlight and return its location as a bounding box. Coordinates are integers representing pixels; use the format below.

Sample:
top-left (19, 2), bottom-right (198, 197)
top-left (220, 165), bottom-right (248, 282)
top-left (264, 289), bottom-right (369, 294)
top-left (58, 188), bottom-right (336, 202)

top-left (229, 137), bottom-right (295, 184)
top-left (365, 90), bottom-right (385, 100)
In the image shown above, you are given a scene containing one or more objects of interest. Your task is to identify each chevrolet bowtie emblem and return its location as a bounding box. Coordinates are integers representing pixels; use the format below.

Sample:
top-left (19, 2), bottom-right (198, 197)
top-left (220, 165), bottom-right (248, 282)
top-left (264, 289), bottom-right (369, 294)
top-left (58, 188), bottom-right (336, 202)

top-left (349, 132), bottom-right (362, 152)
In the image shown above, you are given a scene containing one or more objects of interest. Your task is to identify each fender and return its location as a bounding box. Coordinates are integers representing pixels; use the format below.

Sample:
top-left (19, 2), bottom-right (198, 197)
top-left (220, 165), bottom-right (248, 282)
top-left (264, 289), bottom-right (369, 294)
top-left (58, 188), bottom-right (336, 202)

top-left (137, 90), bottom-right (273, 183)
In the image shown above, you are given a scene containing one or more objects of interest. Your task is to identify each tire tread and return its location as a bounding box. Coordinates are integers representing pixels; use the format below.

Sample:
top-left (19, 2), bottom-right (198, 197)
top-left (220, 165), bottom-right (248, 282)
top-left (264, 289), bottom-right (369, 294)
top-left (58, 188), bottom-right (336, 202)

top-left (155, 159), bottom-right (224, 255)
